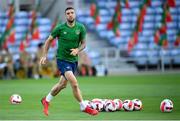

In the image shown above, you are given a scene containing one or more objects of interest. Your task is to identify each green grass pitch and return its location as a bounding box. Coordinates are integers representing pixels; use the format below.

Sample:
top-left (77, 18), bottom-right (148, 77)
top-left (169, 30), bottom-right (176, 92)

top-left (0, 73), bottom-right (180, 120)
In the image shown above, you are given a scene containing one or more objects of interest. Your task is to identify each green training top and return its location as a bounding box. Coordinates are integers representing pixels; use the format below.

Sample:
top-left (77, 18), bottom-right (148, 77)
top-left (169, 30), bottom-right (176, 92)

top-left (51, 22), bottom-right (86, 62)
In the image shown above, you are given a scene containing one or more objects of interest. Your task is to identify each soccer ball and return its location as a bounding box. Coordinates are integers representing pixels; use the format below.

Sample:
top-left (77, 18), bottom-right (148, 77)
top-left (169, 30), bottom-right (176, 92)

top-left (104, 100), bottom-right (116, 112)
top-left (160, 99), bottom-right (173, 112)
top-left (123, 99), bottom-right (134, 111)
top-left (132, 99), bottom-right (143, 111)
top-left (113, 99), bottom-right (123, 111)
top-left (101, 99), bottom-right (108, 106)
top-left (92, 98), bottom-right (102, 102)
top-left (91, 100), bottom-right (104, 112)
top-left (83, 100), bottom-right (92, 108)
top-left (101, 99), bottom-right (108, 111)
top-left (10, 94), bottom-right (22, 104)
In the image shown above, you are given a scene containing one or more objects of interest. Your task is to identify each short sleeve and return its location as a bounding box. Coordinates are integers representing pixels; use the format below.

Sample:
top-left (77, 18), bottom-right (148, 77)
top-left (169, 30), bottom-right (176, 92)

top-left (51, 24), bottom-right (60, 38)
top-left (80, 24), bottom-right (86, 41)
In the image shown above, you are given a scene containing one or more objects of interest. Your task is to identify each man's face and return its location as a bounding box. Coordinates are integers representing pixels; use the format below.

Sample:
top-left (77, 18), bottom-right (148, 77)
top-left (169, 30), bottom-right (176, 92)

top-left (65, 9), bottom-right (76, 23)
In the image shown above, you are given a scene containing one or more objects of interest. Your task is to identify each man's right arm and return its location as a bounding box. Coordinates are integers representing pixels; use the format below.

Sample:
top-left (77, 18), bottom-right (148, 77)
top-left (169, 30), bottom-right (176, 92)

top-left (39, 35), bottom-right (54, 65)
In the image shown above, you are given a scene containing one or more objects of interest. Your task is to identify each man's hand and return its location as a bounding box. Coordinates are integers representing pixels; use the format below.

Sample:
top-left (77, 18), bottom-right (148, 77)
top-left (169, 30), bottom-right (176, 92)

top-left (39, 56), bottom-right (47, 65)
top-left (70, 48), bottom-right (79, 56)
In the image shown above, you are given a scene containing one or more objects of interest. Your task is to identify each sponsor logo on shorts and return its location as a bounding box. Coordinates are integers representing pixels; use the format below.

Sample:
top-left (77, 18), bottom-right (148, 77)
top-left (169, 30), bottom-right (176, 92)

top-left (66, 66), bottom-right (70, 69)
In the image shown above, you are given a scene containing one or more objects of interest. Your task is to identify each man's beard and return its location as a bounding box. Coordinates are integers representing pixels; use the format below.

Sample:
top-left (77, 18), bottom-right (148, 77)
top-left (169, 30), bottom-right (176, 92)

top-left (67, 19), bottom-right (75, 23)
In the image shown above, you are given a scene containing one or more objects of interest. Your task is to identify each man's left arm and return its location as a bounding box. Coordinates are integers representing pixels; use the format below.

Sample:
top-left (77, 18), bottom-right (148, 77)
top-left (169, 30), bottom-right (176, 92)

top-left (70, 40), bottom-right (86, 56)
top-left (70, 24), bottom-right (86, 56)
top-left (78, 40), bottom-right (86, 52)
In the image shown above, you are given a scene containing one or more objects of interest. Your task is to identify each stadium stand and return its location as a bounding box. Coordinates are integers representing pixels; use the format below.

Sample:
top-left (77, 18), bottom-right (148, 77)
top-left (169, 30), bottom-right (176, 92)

top-left (0, 11), bottom-right (53, 60)
top-left (77, 0), bottom-right (180, 71)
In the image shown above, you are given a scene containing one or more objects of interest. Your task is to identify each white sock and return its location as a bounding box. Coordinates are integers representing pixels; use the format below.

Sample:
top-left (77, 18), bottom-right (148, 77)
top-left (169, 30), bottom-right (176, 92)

top-left (80, 101), bottom-right (86, 111)
top-left (46, 93), bottom-right (54, 102)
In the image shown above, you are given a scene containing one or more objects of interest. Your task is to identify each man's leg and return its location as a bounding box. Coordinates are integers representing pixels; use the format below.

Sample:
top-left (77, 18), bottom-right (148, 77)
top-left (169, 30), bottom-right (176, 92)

top-left (41, 76), bottom-right (68, 116)
top-left (50, 76), bottom-right (68, 96)
top-left (64, 71), bottom-right (98, 115)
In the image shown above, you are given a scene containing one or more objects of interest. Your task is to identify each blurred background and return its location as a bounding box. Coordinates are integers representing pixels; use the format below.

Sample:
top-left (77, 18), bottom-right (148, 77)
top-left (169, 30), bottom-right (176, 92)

top-left (0, 0), bottom-right (180, 80)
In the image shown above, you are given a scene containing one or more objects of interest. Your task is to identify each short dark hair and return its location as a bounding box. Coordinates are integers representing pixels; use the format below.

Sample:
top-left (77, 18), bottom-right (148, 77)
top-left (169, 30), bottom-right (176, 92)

top-left (65, 7), bottom-right (74, 13)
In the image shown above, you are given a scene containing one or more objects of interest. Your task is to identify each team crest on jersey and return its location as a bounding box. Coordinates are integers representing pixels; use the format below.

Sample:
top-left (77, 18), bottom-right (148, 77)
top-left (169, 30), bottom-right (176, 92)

top-left (75, 30), bottom-right (80, 35)
top-left (63, 31), bottom-right (67, 34)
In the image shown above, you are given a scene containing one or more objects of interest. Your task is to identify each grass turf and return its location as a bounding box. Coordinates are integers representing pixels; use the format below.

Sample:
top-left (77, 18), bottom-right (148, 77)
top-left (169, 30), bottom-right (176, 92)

top-left (0, 73), bottom-right (180, 120)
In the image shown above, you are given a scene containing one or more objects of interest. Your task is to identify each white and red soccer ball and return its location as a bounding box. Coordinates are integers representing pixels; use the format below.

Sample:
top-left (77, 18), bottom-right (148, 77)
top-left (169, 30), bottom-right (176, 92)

top-left (91, 99), bottom-right (104, 112)
top-left (160, 99), bottom-right (173, 112)
top-left (113, 99), bottom-right (123, 111)
top-left (83, 100), bottom-right (92, 108)
top-left (104, 100), bottom-right (116, 112)
top-left (10, 94), bottom-right (22, 104)
top-left (123, 99), bottom-right (134, 111)
top-left (132, 99), bottom-right (143, 111)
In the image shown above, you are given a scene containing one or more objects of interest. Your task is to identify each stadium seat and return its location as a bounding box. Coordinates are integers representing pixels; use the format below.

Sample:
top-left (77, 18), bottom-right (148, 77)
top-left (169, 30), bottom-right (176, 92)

top-left (121, 15), bottom-right (132, 22)
top-left (96, 24), bottom-right (107, 32)
top-left (144, 15), bottom-right (154, 22)
top-left (167, 27), bottom-right (177, 34)
top-left (104, 1), bottom-right (116, 8)
top-left (151, 0), bottom-right (163, 7)
top-left (131, 8), bottom-right (140, 15)
top-left (173, 57), bottom-right (180, 65)
top-left (177, 0), bottom-right (180, 6)
top-left (97, 1), bottom-right (107, 8)
top-left (1, 18), bottom-right (8, 26)
top-left (167, 35), bottom-right (176, 42)
top-left (129, 1), bottom-right (140, 8)
top-left (26, 46), bottom-right (38, 54)
top-left (142, 29), bottom-right (154, 36)
top-left (134, 43), bottom-right (148, 50)
top-left (110, 36), bottom-right (123, 46)
top-left (15, 32), bottom-right (24, 41)
top-left (38, 25), bottom-right (51, 33)
top-left (170, 8), bottom-right (178, 14)
top-left (15, 11), bottom-right (28, 19)
top-left (120, 23), bottom-right (132, 30)
top-left (170, 48), bottom-right (180, 56)
top-left (0, 11), bottom-right (8, 19)
top-left (37, 18), bottom-right (51, 25)
top-left (119, 30), bottom-right (132, 37)
top-left (77, 16), bottom-right (87, 23)
top-left (84, 17), bottom-right (94, 25)
top-left (29, 40), bottom-right (41, 47)
top-left (15, 26), bottom-right (27, 33)
top-left (167, 22), bottom-right (178, 29)
top-left (98, 30), bottom-right (108, 38)
top-left (8, 46), bottom-right (19, 54)
top-left (146, 8), bottom-right (155, 15)
top-left (106, 30), bottom-right (115, 39)
top-left (15, 18), bottom-right (29, 25)
top-left (131, 50), bottom-right (147, 58)
top-left (100, 16), bottom-right (111, 23)
top-left (135, 58), bottom-right (147, 67)
top-left (122, 9), bottom-right (132, 15)
top-left (99, 9), bottom-right (109, 16)
top-left (148, 57), bottom-right (159, 66)
top-left (143, 22), bottom-right (154, 30)
top-left (39, 32), bottom-right (49, 40)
